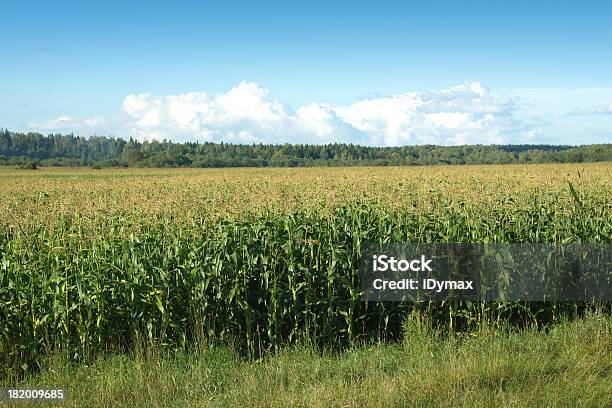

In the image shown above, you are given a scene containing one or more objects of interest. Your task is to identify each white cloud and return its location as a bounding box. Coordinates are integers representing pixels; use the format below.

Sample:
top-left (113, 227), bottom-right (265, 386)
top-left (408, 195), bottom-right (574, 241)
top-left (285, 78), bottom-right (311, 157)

top-left (120, 81), bottom-right (364, 144)
top-left (83, 116), bottom-right (105, 127)
top-left (567, 103), bottom-right (612, 116)
top-left (335, 81), bottom-right (536, 145)
top-left (26, 81), bottom-right (548, 146)
top-left (27, 115), bottom-right (76, 130)
top-left (27, 115), bottom-right (106, 131)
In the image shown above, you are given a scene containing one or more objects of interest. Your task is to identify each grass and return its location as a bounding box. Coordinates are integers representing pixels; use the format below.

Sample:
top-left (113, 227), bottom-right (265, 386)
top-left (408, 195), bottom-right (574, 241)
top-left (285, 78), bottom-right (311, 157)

top-left (11, 313), bottom-right (610, 407)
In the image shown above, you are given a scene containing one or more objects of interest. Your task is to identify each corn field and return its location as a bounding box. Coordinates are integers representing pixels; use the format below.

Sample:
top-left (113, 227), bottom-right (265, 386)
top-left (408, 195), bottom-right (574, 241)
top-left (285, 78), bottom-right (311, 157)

top-left (0, 163), bottom-right (610, 378)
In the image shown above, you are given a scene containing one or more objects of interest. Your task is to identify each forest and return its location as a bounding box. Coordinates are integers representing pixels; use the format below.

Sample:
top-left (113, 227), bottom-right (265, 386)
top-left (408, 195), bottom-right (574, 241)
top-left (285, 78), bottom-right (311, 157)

top-left (1, 129), bottom-right (610, 168)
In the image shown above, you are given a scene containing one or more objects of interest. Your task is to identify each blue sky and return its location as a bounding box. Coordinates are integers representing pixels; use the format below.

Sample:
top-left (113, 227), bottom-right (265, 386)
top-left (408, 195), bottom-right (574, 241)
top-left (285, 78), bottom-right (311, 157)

top-left (1, 0), bottom-right (612, 145)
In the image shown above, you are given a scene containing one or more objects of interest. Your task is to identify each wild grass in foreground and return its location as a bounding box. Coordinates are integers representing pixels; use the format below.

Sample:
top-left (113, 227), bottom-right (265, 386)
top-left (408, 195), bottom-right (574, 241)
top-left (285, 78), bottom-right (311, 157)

top-left (13, 313), bottom-right (611, 408)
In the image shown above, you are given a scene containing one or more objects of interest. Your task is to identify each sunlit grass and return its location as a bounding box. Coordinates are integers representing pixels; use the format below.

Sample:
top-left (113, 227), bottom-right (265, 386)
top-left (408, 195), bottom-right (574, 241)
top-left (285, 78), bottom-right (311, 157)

top-left (17, 313), bottom-right (611, 407)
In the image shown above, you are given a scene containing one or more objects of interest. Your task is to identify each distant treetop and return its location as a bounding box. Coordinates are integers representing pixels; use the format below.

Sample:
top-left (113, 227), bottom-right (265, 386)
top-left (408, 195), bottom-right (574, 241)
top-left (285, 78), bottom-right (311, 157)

top-left (0, 129), bottom-right (610, 168)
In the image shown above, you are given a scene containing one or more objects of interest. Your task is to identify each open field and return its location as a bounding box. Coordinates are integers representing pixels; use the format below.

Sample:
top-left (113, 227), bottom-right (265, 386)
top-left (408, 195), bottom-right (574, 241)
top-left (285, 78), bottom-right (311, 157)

top-left (0, 163), bottom-right (610, 406)
top-left (1, 163), bottom-right (610, 225)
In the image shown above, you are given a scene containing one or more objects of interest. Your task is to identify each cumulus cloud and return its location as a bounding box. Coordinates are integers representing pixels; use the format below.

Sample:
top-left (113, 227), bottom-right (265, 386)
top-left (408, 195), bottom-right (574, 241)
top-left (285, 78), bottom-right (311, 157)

top-left (27, 81), bottom-right (544, 146)
top-left (334, 81), bottom-right (534, 145)
top-left (120, 81), bottom-right (366, 144)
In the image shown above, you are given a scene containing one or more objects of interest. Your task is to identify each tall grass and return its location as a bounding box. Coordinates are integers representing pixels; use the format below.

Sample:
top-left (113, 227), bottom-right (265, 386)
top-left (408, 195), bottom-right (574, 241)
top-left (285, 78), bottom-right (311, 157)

top-left (16, 313), bottom-right (612, 407)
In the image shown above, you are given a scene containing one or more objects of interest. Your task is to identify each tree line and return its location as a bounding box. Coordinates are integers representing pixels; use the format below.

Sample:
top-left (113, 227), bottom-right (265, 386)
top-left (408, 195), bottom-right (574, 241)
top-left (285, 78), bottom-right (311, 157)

top-left (1, 129), bottom-right (610, 168)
